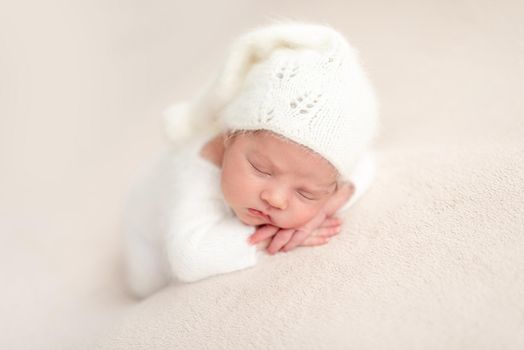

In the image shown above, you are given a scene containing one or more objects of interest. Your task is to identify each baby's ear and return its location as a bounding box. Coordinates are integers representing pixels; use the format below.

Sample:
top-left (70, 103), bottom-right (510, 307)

top-left (338, 181), bottom-right (355, 197)
top-left (223, 132), bottom-right (234, 147)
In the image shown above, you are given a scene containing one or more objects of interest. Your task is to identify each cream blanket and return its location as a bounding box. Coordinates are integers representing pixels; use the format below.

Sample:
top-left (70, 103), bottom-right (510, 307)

top-left (1, 1), bottom-right (523, 349)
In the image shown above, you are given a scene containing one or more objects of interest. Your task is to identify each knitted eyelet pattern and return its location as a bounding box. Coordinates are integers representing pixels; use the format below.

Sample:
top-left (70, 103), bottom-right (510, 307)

top-left (217, 23), bottom-right (378, 180)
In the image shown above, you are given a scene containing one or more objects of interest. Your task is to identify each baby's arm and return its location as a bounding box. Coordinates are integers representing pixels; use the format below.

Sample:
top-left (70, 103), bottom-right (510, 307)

top-left (163, 145), bottom-right (263, 283)
top-left (166, 216), bottom-right (258, 283)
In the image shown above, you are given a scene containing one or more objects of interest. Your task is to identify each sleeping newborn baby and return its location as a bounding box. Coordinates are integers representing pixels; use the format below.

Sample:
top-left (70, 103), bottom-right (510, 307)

top-left (123, 22), bottom-right (379, 298)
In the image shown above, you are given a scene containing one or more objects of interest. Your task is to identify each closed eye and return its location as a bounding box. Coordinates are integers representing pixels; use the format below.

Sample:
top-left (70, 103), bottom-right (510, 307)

top-left (297, 191), bottom-right (316, 201)
top-left (249, 161), bottom-right (271, 176)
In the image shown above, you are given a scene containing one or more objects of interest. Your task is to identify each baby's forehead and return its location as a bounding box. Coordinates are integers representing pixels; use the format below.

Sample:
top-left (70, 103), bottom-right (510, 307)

top-left (249, 130), bottom-right (324, 159)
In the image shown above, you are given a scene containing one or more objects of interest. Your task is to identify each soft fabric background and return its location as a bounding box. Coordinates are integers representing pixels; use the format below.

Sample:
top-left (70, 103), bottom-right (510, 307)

top-left (1, 1), bottom-right (523, 349)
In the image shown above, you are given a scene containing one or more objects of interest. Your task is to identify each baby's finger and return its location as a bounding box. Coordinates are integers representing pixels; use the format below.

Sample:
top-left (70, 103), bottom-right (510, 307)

top-left (248, 225), bottom-right (279, 244)
top-left (267, 229), bottom-right (295, 254)
top-left (319, 217), bottom-right (342, 229)
top-left (301, 235), bottom-right (330, 247)
top-left (313, 225), bottom-right (341, 238)
top-left (280, 229), bottom-right (309, 252)
top-left (299, 212), bottom-right (327, 234)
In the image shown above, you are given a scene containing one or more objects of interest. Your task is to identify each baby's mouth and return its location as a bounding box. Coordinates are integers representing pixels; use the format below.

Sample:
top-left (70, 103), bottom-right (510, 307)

top-left (248, 208), bottom-right (272, 222)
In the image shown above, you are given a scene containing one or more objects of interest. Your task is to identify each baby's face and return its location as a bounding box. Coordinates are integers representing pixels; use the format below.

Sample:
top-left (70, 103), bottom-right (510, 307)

top-left (220, 131), bottom-right (338, 229)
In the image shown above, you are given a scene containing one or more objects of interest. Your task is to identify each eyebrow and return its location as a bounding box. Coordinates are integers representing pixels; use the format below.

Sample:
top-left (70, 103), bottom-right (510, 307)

top-left (250, 151), bottom-right (337, 193)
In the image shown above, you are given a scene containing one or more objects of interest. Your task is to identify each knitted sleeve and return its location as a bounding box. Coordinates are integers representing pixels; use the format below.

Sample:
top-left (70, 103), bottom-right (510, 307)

top-left (164, 147), bottom-right (259, 283)
top-left (166, 215), bottom-right (258, 283)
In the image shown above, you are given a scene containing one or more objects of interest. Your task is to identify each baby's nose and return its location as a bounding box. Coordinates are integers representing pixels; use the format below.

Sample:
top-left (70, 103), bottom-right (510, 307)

top-left (261, 189), bottom-right (287, 210)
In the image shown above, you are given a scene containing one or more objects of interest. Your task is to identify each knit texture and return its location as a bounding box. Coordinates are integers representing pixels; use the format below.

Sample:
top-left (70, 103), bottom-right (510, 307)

top-left (219, 22), bottom-right (379, 180)
top-left (164, 21), bottom-right (379, 181)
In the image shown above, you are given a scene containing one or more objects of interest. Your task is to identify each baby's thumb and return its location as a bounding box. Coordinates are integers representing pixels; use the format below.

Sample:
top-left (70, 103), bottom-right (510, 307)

top-left (248, 225), bottom-right (279, 244)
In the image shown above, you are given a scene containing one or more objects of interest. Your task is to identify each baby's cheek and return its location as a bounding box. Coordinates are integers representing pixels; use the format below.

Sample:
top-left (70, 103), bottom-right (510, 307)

top-left (222, 172), bottom-right (251, 205)
top-left (220, 174), bottom-right (237, 203)
top-left (287, 205), bottom-right (320, 228)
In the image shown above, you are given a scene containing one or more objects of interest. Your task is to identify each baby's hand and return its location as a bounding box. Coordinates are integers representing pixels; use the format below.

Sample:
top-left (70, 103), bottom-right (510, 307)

top-left (248, 214), bottom-right (342, 255)
top-left (249, 224), bottom-right (279, 251)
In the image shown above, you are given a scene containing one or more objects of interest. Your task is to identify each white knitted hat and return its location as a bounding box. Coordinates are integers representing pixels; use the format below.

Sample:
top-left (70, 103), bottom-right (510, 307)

top-left (164, 21), bottom-right (379, 181)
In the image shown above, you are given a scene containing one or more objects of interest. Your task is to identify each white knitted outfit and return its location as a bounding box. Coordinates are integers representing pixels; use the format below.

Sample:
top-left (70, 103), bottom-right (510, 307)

top-left (123, 130), bottom-right (376, 298)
